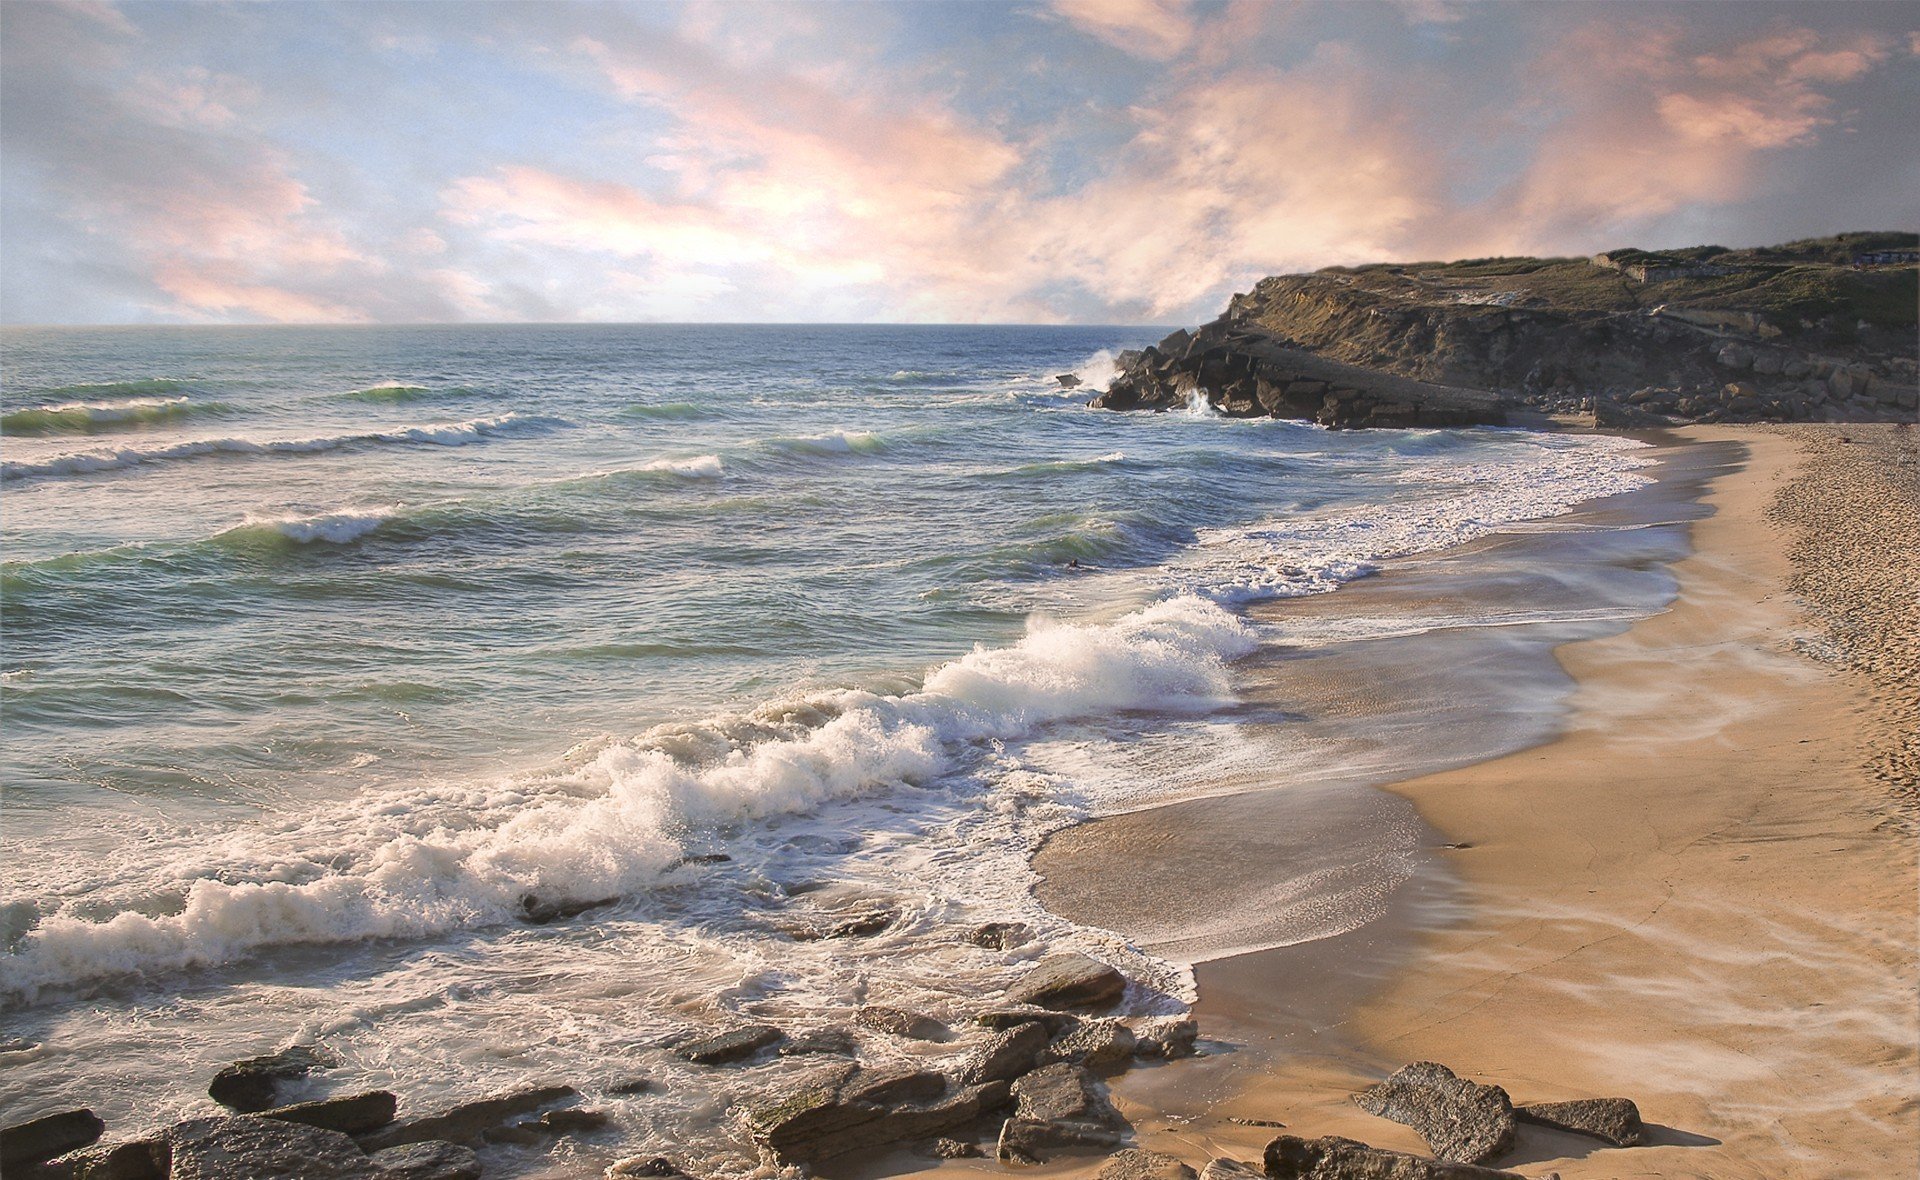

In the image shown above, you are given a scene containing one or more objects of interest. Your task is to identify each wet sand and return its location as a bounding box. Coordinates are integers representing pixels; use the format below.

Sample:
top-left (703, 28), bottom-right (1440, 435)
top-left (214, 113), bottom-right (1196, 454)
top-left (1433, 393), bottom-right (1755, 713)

top-left (1038, 426), bottom-right (1918, 1178)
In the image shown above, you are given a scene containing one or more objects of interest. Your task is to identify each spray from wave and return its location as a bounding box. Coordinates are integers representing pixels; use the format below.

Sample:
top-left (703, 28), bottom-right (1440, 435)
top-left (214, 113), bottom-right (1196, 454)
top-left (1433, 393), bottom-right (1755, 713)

top-left (0, 596), bottom-right (1253, 997)
top-left (1, 413), bottom-right (563, 482)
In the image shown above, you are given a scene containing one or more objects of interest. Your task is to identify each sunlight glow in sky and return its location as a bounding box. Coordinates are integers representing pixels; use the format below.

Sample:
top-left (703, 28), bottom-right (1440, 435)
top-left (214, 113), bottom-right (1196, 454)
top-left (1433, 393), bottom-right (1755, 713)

top-left (4, 0), bottom-right (1916, 324)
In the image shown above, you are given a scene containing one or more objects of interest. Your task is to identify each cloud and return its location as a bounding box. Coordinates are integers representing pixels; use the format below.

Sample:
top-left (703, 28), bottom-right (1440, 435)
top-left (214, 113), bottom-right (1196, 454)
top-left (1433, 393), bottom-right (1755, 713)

top-left (1048, 0), bottom-right (1196, 60)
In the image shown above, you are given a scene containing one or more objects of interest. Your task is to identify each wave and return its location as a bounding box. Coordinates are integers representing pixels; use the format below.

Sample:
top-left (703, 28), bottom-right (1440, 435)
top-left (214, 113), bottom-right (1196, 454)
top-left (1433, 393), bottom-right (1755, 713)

top-left (617, 402), bottom-right (710, 421)
top-left (0, 596), bottom-right (1254, 997)
top-left (218, 507), bottom-right (400, 547)
top-left (1, 397), bottom-right (236, 436)
top-left (996, 451), bottom-right (1129, 478)
top-left (339, 382), bottom-right (436, 404)
top-left (765, 430), bottom-right (887, 457)
top-left (22, 378), bottom-right (195, 401)
top-left (634, 454), bottom-right (724, 479)
top-left (1, 413), bottom-right (564, 482)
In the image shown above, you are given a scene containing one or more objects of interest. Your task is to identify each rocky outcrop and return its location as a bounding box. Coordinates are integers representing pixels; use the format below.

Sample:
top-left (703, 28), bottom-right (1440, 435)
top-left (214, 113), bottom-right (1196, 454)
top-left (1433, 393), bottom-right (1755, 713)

top-left (1263, 1135), bottom-right (1526, 1180)
top-left (1133, 1016), bottom-right (1199, 1059)
top-left (1516, 1097), bottom-right (1643, 1147)
top-left (1005, 953), bottom-right (1126, 1010)
top-left (994, 1063), bottom-right (1125, 1163)
top-left (743, 1062), bottom-right (1006, 1165)
top-left (959, 1021), bottom-right (1050, 1085)
top-left (260, 1091), bottom-right (397, 1135)
top-left (2, 1109), bottom-right (105, 1170)
top-left (855, 1005), bottom-right (951, 1042)
top-left (1352, 1062), bottom-right (1514, 1165)
top-left (356, 1083), bottom-right (577, 1150)
top-left (1041, 1018), bottom-right (1137, 1070)
top-left (207, 1045), bottom-right (340, 1113)
top-left (367, 1140), bottom-right (483, 1180)
top-left (166, 1115), bottom-right (382, 1180)
top-left (674, 1025), bottom-right (785, 1065)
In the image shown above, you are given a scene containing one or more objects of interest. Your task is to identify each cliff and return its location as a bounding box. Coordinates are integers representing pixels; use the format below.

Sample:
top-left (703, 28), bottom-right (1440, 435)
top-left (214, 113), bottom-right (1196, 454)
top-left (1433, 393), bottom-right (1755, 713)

top-left (1093, 231), bottom-right (1919, 427)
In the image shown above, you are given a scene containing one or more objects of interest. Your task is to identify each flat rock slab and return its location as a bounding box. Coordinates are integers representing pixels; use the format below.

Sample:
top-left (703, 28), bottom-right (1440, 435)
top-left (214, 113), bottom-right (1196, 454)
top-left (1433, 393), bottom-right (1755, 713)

top-left (856, 1005), bottom-right (950, 1042)
top-left (744, 1064), bottom-right (1003, 1165)
top-left (1353, 1062), bottom-right (1514, 1164)
top-left (2, 1109), bottom-right (104, 1168)
top-left (1200, 1159), bottom-right (1263, 1180)
top-left (1264, 1135), bottom-right (1526, 1180)
top-left (368, 1140), bottom-right (482, 1180)
top-left (1516, 1098), bottom-right (1643, 1147)
top-left (356, 1084), bottom-right (576, 1150)
top-left (675, 1024), bottom-right (784, 1065)
top-left (166, 1116), bottom-right (382, 1180)
top-left (1043, 1019), bottom-right (1137, 1070)
top-left (1099, 1148), bottom-right (1198, 1180)
top-left (1006, 953), bottom-right (1126, 1011)
top-left (995, 1063), bottom-right (1125, 1163)
top-left (208, 1045), bottom-right (340, 1113)
top-left (262, 1090), bottom-right (397, 1135)
top-left (960, 1021), bottom-right (1049, 1085)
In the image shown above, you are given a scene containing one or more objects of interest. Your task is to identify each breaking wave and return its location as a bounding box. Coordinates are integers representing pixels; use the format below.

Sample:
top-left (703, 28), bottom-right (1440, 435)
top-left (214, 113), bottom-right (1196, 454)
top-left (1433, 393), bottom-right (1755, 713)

top-left (1, 397), bottom-right (235, 435)
top-left (1, 413), bottom-right (565, 482)
top-left (0, 595), bottom-right (1255, 996)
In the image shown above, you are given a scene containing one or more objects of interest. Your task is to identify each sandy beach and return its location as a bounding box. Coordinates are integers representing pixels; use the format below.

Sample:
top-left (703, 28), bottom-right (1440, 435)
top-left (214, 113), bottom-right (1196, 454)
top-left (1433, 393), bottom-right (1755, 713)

top-left (1038, 425), bottom-right (1918, 1178)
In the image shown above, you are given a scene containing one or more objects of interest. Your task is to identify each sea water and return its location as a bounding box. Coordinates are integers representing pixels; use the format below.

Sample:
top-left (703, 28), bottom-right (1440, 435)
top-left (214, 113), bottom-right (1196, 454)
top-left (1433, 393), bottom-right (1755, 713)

top-left (0, 324), bottom-right (1653, 1171)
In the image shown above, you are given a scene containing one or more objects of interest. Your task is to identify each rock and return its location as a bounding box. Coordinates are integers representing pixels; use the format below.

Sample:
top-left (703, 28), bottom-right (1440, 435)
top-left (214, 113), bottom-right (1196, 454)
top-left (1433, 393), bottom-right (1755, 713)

top-left (994, 1063), bottom-right (1125, 1162)
top-left (1714, 343), bottom-right (1752, 370)
top-left (166, 1115), bottom-right (382, 1180)
top-left (520, 893), bottom-right (619, 924)
top-left (675, 1024), bottom-right (784, 1064)
top-left (3, 1110), bottom-right (105, 1169)
top-left (1515, 1098), bottom-right (1643, 1147)
top-left (606, 1158), bottom-right (689, 1179)
top-left (606, 1076), bottom-right (654, 1095)
top-left (515, 1107), bottom-right (611, 1136)
top-left (1200, 1159), bottom-right (1264, 1180)
top-left (1751, 351), bottom-right (1783, 375)
top-left (783, 908), bottom-right (897, 941)
top-left (261, 1091), bottom-right (397, 1135)
top-left (778, 1027), bottom-right (856, 1056)
top-left (976, 1006), bottom-right (1077, 1033)
top-left (1056, 374), bottom-right (1083, 389)
top-left (965, 922), bottom-right (1029, 950)
top-left (1721, 381), bottom-right (1759, 402)
top-left (743, 1063), bottom-right (1005, 1165)
top-left (48, 1138), bottom-right (166, 1180)
top-left (1005, 953), bottom-right (1126, 1011)
top-left (1353, 1062), bottom-right (1514, 1165)
top-left (1042, 1019), bottom-right (1137, 1070)
top-left (208, 1045), bottom-right (341, 1113)
top-left (356, 1084), bottom-right (577, 1150)
top-left (927, 1136), bottom-right (983, 1158)
top-left (1783, 357), bottom-right (1812, 379)
top-left (368, 1140), bottom-right (483, 1180)
top-left (856, 1005), bottom-right (950, 1042)
top-left (1133, 1016), bottom-right (1199, 1059)
top-left (959, 1021), bottom-right (1050, 1085)
top-left (1100, 1148), bottom-right (1197, 1180)
top-left (1264, 1135), bottom-right (1525, 1179)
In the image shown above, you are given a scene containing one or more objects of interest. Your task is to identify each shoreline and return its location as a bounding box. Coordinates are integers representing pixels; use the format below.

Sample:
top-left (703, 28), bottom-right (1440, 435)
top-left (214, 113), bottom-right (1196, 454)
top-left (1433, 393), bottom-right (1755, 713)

top-left (1035, 424), bottom-right (1917, 1177)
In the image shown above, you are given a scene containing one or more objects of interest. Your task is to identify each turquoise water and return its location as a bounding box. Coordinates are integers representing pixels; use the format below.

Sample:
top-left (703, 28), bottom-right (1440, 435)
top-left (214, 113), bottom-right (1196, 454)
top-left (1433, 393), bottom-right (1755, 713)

top-left (0, 325), bottom-right (1653, 1170)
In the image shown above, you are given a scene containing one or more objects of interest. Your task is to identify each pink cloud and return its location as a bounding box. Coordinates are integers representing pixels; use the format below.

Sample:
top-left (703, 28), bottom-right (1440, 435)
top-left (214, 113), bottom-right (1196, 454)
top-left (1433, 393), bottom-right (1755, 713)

top-left (1048, 0), bottom-right (1196, 60)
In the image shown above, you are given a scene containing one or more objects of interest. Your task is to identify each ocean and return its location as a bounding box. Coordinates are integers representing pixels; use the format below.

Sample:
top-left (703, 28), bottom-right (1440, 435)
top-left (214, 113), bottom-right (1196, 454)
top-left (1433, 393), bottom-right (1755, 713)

top-left (0, 324), bottom-right (1656, 1171)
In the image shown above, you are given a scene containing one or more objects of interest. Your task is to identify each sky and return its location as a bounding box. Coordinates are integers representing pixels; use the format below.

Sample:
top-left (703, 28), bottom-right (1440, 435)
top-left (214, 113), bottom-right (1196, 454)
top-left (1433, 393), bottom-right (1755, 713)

top-left (3, 0), bottom-right (1916, 325)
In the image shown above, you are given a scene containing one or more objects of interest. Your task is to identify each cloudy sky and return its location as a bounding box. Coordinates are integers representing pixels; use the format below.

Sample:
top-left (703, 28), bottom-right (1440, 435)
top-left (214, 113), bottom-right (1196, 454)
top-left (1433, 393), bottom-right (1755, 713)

top-left (4, 0), bottom-right (1915, 325)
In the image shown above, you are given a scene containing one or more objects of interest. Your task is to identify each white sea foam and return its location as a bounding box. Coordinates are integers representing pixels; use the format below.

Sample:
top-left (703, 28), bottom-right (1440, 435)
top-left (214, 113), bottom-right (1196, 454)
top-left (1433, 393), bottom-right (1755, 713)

top-left (637, 454), bottom-right (724, 479)
top-left (1171, 433), bottom-right (1659, 602)
top-left (0, 413), bottom-right (559, 481)
top-left (768, 430), bottom-right (886, 456)
top-left (234, 508), bottom-right (399, 545)
top-left (0, 595), bottom-right (1253, 996)
top-left (1070, 349), bottom-right (1120, 392)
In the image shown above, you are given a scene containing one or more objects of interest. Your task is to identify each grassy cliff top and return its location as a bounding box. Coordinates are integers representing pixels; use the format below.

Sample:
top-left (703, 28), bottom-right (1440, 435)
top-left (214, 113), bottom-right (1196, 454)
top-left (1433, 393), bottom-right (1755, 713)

top-left (1304, 231), bottom-right (1917, 331)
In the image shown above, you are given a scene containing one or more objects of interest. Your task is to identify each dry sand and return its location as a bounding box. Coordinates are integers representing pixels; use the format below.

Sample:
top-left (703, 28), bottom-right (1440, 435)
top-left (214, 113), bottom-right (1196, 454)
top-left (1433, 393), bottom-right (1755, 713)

top-left (1092, 426), bottom-right (1919, 1177)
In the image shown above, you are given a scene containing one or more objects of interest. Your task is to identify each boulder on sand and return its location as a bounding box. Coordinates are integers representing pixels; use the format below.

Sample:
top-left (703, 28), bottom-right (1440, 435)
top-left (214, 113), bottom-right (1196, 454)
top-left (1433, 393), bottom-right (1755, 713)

top-left (1005, 953), bottom-right (1126, 1011)
top-left (1516, 1098), bottom-right (1643, 1147)
top-left (1264, 1135), bottom-right (1526, 1180)
top-left (1353, 1062), bottom-right (1514, 1165)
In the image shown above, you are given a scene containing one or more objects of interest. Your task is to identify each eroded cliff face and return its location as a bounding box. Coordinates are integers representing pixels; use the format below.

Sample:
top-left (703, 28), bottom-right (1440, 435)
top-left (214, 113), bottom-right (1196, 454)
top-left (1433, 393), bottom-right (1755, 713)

top-left (1095, 241), bottom-right (1918, 427)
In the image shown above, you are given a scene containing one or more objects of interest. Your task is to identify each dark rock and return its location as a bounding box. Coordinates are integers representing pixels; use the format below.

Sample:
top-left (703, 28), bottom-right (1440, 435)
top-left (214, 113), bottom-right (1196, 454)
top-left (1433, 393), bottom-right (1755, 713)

top-left (1263, 1135), bottom-right (1525, 1179)
top-left (47, 1138), bottom-right (166, 1180)
top-left (520, 894), bottom-right (618, 924)
top-left (965, 922), bottom-right (1029, 950)
top-left (1056, 374), bottom-right (1083, 389)
top-left (675, 1024), bottom-right (784, 1064)
top-left (856, 1005), bottom-right (950, 1042)
top-left (166, 1115), bottom-right (382, 1180)
top-left (261, 1090), bottom-right (396, 1135)
top-left (1515, 1098), bottom-right (1643, 1147)
top-left (3, 1109), bottom-right (105, 1169)
top-left (743, 1063), bottom-right (1005, 1165)
top-left (367, 1140), bottom-right (482, 1180)
top-left (1134, 1016), bottom-right (1199, 1059)
top-left (1352, 1062), bottom-right (1514, 1165)
top-left (1005, 952), bottom-right (1126, 1011)
top-left (1102, 1149), bottom-right (1198, 1180)
top-left (207, 1045), bottom-right (340, 1113)
top-left (959, 1021), bottom-right (1050, 1085)
top-left (781, 908), bottom-right (897, 941)
top-left (976, 1006), bottom-right (1077, 1033)
top-left (606, 1158), bottom-right (689, 1179)
top-left (606, 1076), bottom-right (654, 1095)
top-left (994, 1063), bottom-right (1125, 1162)
top-left (1042, 1019), bottom-right (1137, 1070)
top-left (356, 1084), bottom-right (577, 1150)
top-left (778, 1027), bottom-right (856, 1057)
